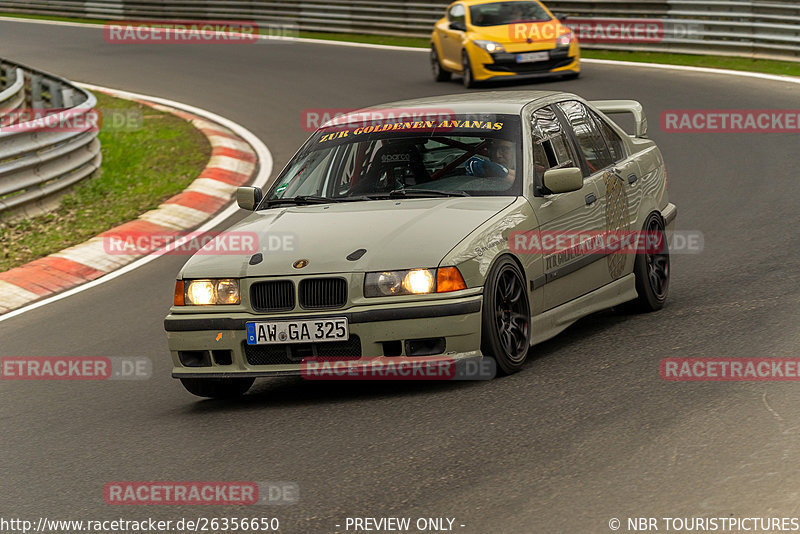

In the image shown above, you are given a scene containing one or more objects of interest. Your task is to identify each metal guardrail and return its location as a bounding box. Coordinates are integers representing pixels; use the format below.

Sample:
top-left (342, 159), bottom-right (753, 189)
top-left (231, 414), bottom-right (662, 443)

top-left (0, 59), bottom-right (102, 218)
top-left (0, 1), bottom-right (798, 61)
top-left (0, 66), bottom-right (25, 117)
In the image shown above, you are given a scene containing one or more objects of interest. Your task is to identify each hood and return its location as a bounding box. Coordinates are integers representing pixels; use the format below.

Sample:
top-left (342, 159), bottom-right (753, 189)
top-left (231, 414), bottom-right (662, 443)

top-left (475, 20), bottom-right (563, 47)
top-left (180, 197), bottom-right (516, 278)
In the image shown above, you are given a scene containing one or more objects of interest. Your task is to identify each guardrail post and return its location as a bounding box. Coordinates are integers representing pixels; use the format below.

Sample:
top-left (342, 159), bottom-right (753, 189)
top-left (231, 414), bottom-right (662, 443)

top-left (61, 87), bottom-right (77, 108)
top-left (30, 73), bottom-right (44, 109)
top-left (0, 64), bottom-right (8, 90)
top-left (47, 80), bottom-right (64, 108)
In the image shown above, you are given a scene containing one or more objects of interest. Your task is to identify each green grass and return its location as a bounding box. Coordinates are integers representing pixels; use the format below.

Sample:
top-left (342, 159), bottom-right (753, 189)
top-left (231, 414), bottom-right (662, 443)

top-left (0, 92), bottom-right (211, 271)
top-left (580, 49), bottom-right (800, 77)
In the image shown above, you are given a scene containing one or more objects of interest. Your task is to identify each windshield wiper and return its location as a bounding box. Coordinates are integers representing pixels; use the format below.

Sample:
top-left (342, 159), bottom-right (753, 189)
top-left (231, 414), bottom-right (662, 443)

top-left (385, 189), bottom-right (470, 198)
top-left (261, 191), bottom-right (470, 207)
top-left (261, 195), bottom-right (344, 207)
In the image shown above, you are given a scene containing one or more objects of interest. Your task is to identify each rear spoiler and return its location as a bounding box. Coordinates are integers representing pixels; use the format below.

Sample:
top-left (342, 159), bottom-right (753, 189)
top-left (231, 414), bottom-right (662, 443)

top-left (590, 100), bottom-right (648, 138)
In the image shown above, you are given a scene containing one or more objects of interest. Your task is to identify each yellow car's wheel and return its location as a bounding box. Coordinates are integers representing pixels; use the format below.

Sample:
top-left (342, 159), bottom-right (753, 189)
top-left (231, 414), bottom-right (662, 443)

top-left (431, 46), bottom-right (451, 82)
top-left (461, 51), bottom-right (476, 89)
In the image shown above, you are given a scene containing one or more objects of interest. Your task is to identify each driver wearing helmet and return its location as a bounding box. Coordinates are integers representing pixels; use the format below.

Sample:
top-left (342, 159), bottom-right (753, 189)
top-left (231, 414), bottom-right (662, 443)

top-left (464, 138), bottom-right (516, 189)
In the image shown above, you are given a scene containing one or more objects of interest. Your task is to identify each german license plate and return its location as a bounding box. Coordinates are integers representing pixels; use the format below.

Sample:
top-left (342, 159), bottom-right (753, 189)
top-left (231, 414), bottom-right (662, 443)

top-left (516, 51), bottom-right (549, 63)
top-left (246, 318), bottom-right (348, 345)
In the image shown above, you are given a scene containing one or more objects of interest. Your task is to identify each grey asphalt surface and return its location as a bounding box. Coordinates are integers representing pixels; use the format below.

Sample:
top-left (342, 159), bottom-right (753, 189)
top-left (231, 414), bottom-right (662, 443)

top-left (1, 18), bottom-right (800, 534)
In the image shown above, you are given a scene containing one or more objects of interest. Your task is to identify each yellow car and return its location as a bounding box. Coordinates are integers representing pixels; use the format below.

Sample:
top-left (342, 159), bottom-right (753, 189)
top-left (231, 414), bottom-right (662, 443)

top-left (431, 0), bottom-right (580, 87)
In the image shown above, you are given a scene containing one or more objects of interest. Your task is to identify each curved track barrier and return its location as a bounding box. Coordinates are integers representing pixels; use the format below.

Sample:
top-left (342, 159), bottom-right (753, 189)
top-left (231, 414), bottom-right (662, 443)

top-left (0, 1), bottom-right (799, 61)
top-left (0, 58), bottom-right (101, 218)
top-left (0, 64), bottom-right (25, 117)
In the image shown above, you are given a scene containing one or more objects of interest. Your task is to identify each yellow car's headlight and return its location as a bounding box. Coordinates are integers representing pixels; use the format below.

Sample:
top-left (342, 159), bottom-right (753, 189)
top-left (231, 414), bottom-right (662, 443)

top-left (364, 268), bottom-right (466, 297)
top-left (179, 279), bottom-right (240, 305)
top-left (473, 40), bottom-right (506, 54)
top-left (556, 31), bottom-right (574, 46)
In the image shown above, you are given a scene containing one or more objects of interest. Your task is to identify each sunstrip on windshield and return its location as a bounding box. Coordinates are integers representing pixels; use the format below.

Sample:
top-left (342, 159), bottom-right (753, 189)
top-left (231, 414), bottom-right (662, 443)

top-left (318, 120), bottom-right (505, 143)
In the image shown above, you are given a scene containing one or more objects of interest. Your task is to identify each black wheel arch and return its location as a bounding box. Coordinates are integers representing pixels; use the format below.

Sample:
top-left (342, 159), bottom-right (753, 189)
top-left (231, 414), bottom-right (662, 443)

top-left (485, 252), bottom-right (527, 289)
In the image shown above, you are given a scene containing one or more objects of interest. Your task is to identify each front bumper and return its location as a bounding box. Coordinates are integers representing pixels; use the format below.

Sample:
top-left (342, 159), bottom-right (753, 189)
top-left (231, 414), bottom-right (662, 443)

top-left (165, 294), bottom-right (484, 378)
top-left (468, 43), bottom-right (580, 82)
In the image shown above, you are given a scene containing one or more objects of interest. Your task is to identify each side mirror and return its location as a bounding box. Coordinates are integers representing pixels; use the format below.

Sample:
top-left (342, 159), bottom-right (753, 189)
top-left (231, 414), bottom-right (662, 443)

top-left (449, 21), bottom-right (466, 32)
top-left (553, 12), bottom-right (568, 21)
top-left (543, 167), bottom-right (583, 194)
top-left (236, 186), bottom-right (263, 211)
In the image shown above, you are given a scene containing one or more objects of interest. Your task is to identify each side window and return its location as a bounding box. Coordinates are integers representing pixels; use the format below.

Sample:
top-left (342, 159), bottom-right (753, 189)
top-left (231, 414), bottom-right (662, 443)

top-left (273, 147), bottom-right (335, 198)
top-left (594, 114), bottom-right (625, 163)
top-left (531, 106), bottom-right (576, 173)
top-left (557, 100), bottom-right (614, 174)
top-left (448, 3), bottom-right (466, 23)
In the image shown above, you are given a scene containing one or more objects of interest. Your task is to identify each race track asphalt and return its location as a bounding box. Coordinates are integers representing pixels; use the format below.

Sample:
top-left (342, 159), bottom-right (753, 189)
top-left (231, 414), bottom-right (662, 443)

top-left (1, 19), bottom-right (799, 533)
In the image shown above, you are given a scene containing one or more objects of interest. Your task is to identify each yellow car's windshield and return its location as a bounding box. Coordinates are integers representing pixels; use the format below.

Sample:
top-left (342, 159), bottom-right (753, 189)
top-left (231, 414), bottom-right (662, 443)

top-left (469, 1), bottom-right (551, 27)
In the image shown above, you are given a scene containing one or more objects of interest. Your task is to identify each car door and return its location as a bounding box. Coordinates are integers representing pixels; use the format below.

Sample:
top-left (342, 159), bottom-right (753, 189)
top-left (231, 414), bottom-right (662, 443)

top-left (592, 108), bottom-right (644, 281)
top-left (439, 2), bottom-right (467, 70)
top-left (557, 100), bottom-right (642, 284)
top-left (525, 105), bottom-right (607, 312)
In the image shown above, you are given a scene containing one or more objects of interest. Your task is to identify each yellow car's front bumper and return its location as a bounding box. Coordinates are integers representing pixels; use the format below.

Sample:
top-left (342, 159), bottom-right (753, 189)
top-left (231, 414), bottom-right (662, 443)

top-left (466, 41), bottom-right (580, 82)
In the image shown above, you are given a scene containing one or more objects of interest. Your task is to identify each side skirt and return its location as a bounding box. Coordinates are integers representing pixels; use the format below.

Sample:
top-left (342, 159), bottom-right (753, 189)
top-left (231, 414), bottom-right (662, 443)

top-left (530, 274), bottom-right (637, 346)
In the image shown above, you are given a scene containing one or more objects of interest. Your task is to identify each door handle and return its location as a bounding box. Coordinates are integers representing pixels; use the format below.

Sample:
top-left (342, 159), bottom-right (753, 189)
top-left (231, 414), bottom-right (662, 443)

top-left (585, 193), bottom-right (597, 205)
top-left (627, 174), bottom-right (638, 184)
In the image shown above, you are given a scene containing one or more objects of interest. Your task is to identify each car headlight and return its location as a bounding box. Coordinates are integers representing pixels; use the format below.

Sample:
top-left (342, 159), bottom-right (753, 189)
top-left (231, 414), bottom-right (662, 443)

top-left (473, 40), bottom-right (506, 53)
top-left (556, 31), bottom-right (573, 46)
top-left (177, 279), bottom-right (240, 305)
top-left (364, 267), bottom-right (466, 297)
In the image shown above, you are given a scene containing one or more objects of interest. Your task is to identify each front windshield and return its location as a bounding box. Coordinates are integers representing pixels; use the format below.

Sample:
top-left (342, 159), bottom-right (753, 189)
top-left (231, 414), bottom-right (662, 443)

top-left (469, 1), bottom-right (551, 27)
top-left (264, 114), bottom-right (522, 204)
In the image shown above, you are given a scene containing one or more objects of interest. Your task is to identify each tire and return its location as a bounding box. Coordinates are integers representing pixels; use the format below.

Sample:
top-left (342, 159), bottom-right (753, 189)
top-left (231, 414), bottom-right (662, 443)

top-left (625, 212), bottom-right (670, 312)
top-left (180, 377), bottom-right (255, 399)
top-left (462, 51), bottom-right (476, 89)
top-left (431, 46), bottom-right (451, 82)
top-left (481, 256), bottom-right (531, 375)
